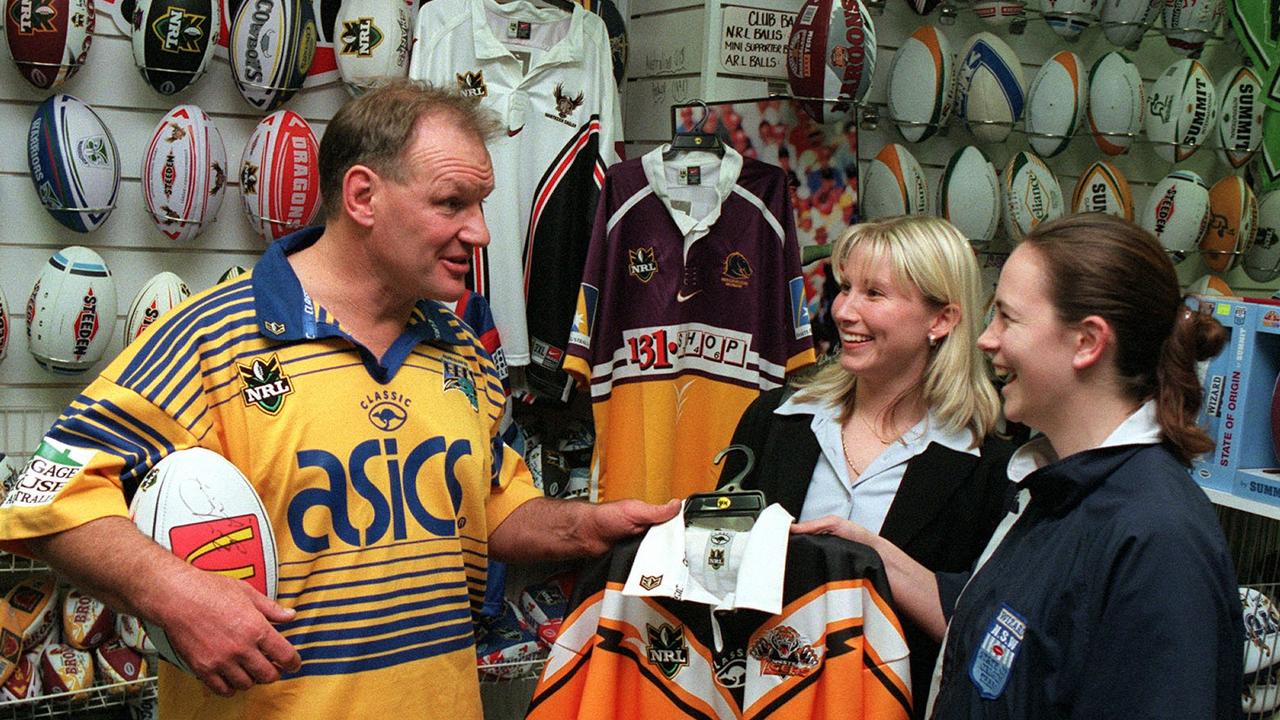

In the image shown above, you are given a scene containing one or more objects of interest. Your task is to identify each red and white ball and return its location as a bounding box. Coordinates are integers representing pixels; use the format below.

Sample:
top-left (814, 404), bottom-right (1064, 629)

top-left (38, 643), bottom-right (93, 698)
top-left (115, 614), bottom-right (155, 655)
top-left (1002, 151), bottom-right (1063, 242)
top-left (785, 0), bottom-right (877, 124)
top-left (972, 0), bottom-right (1025, 25)
top-left (954, 32), bottom-right (1025, 144)
top-left (861, 143), bottom-right (928, 219)
top-left (0, 651), bottom-right (41, 701)
top-left (1025, 51), bottom-right (1085, 159)
top-left (1201, 175), bottom-right (1258, 273)
top-left (1216, 66), bottom-right (1264, 169)
top-left (1087, 51), bottom-right (1144, 156)
top-left (335, 0), bottom-right (413, 95)
top-left (886, 24), bottom-right (953, 143)
top-left (95, 639), bottom-right (147, 690)
top-left (26, 246), bottom-right (117, 374)
top-left (938, 145), bottom-right (1000, 249)
top-left (1146, 58), bottom-right (1217, 163)
top-left (1139, 170), bottom-right (1210, 257)
top-left (124, 271), bottom-right (191, 346)
top-left (1163, 0), bottom-right (1223, 56)
top-left (239, 110), bottom-right (320, 242)
top-left (3, 0), bottom-right (94, 89)
top-left (61, 587), bottom-right (114, 650)
top-left (143, 104), bottom-right (228, 242)
top-left (1100, 0), bottom-right (1161, 48)
top-left (1070, 160), bottom-right (1133, 220)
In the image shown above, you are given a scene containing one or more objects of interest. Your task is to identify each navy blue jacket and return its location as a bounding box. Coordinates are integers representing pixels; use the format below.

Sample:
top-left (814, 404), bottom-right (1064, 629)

top-left (932, 444), bottom-right (1242, 719)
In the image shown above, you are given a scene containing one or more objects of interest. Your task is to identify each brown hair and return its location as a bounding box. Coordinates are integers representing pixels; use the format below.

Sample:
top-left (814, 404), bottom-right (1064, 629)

top-left (1021, 213), bottom-right (1227, 464)
top-left (318, 79), bottom-right (501, 220)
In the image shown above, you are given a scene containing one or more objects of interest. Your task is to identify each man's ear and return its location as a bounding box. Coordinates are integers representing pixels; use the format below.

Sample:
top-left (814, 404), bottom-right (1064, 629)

top-left (343, 165), bottom-right (378, 228)
top-left (1071, 315), bottom-right (1113, 370)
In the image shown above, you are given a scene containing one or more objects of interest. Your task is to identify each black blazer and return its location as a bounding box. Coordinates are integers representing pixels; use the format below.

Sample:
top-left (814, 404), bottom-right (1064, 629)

top-left (717, 387), bottom-right (1015, 717)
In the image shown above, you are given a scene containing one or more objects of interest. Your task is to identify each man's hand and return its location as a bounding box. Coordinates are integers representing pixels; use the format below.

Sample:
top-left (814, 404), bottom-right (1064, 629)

top-left (578, 498), bottom-right (681, 556)
top-left (489, 497), bottom-right (680, 563)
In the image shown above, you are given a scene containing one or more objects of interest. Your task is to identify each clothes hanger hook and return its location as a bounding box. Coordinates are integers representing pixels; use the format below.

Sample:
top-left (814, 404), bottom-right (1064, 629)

top-left (712, 444), bottom-right (755, 491)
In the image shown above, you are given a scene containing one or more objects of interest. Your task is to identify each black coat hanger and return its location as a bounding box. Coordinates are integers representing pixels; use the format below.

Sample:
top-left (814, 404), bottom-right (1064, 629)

top-left (665, 100), bottom-right (725, 160)
top-left (683, 445), bottom-right (764, 530)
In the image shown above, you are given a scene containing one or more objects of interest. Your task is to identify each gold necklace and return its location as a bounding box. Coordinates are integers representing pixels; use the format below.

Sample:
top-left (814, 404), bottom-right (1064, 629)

top-left (840, 428), bottom-right (863, 477)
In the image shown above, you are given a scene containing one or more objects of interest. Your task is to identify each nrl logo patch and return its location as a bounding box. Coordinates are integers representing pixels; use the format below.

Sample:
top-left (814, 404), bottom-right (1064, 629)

top-left (721, 251), bottom-right (753, 288)
top-left (238, 355), bottom-right (294, 415)
top-left (639, 574), bottom-right (662, 591)
top-left (457, 70), bottom-right (487, 98)
top-left (10, 0), bottom-right (57, 34)
top-left (627, 247), bottom-right (658, 282)
top-left (646, 624), bottom-right (690, 679)
top-left (441, 357), bottom-right (478, 411)
top-left (750, 626), bottom-right (820, 677)
top-left (152, 7), bottom-right (207, 53)
top-left (340, 17), bottom-right (383, 57)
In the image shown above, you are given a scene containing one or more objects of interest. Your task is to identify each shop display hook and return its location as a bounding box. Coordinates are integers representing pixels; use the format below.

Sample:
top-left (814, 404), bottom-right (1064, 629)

top-left (683, 445), bottom-right (765, 530)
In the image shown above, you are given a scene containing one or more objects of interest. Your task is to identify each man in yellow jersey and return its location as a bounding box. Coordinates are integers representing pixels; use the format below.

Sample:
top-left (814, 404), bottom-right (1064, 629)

top-left (0, 81), bottom-right (677, 719)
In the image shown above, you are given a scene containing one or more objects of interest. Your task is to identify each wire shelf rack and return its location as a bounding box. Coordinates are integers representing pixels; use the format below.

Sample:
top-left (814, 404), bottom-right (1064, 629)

top-left (0, 677), bottom-right (155, 719)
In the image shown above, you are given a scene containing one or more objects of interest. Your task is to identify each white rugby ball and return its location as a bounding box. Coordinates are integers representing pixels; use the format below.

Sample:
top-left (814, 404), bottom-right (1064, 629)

top-left (1140, 170), bottom-right (1210, 257)
top-left (228, 0), bottom-right (318, 111)
top-left (1243, 587), bottom-right (1280, 676)
top-left (335, 0), bottom-right (413, 95)
top-left (142, 104), bottom-right (227, 243)
top-left (887, 25), bottom-right (953, 143)
top-left (124, 272), bottom-right (191, 346)
top-left (1025, 51), bottom-right (1085, 158)
top-left (955, 32), bottom-right (1025, 144)
top-left (129, 447), bottom-right (278, 672)
top-left (1243, 191), bottom-right (1280, 283)
top-left (1042, 0), bottom-right (1098, 39)
top-left (785, 0), bottom-right (877, 124)
top-left (115, 614), bottom-right (155, 656)
top-left (1002, 151), bottom-right (1063, 242)
top-left (1146, 58), bottom-right (1217, 163)
top-left (861, 143), bottom-right (928, 219)
top-left (938, 145), bottom-right (1000, 249)
top-left (1070, 160), bottom-right (1133, 220)
top-left (1099, 0), bottom-right (1161, 47)
top-left (1087, 51), bottom-right (1144, 156)
top-left (972, 0), bottom-right (1026, 24)
top-left (0, 282), bottom-right (9, 363)
top-left (1216, 66), bottom-right (1264, 169)
top-left (1163, 0), bottom-right (1222, 56)
top-left (26, 246), bottom-right (117, 374)
top-left (26, 94), bottom-right (120, 233)
top-left (1201, 175), bottom-right (1257, 273)
top-left (240, 110), bottom-right (320, 242)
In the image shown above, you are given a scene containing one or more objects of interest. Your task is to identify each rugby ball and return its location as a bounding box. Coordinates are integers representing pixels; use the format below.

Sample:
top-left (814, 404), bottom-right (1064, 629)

top-left (38, 644), bottom-right (93, 699)
top-left (1002, 151), bottom-right (1063, 242)
top-left (1070, 160), bottom-right (1133, 220)
top-left (1163, 0), bottom-right (1222, 56)
top-left (1139, 170), bottom-right (1210, 257)
top-left (1025, 51), bottom-right (1085, 158)
top-left (955, 32), bottom-right (1024, 144)
top-left (785, 0), bottom-right (877, 124)
top-left (115, 614), bottom-right (155, 655)
top-left (335, 0), bottom-right (413, 95)
top-left (26, 246), bottom-right (117, 374)
top-left (129, 447), bottom-right (278, 672)
top-left (217, 265), bottom-right (248, 284)
top-left (1087, 51), bottom-right (1144, 156)
top-left (0, 651), bottom-right (41, 701)
top-left (95, 639), bottom-right (147, 689)
top-left (2, 573), bottom-right (59, 650)
top-left (1244, 587), bottom-right (1280, 675)
top-left (1201, 175), bottom-right (1257, 273)
top-left (886, 25), bottom-right (953, 143)
top-left (3, 0), bottom-right (94, 89)
top-left (861, 143), bottom-right (928, 219)
top-left (938, 145), bottom-right (1000, 248)
top-left (228, 0), bottom-right (318, 111)
top-left (1215, 66), bottom-right (1264, 169)
top-left (142, 104), bottom-right (228, 242)
top-left (131, 0), bottom-right (220, 95)
top-left (972, 0), bottom-right (1025, 25)
top-left (0, 282), bottom-right (10, 363)
top-left (61, 588), bottom-right (114, 650)
top-left (1146, 58), bottom-right (1217, 163)
top-left (124, 272), bottom-right (191, 345)
top-left (1186, 273), bottom-right (1232, 296)
top-left (27, 94), bottom-right (121, 233)
top-left (1099, 0), bottom-right (1161, 47)
top-left (1042, 0), bottom-right (1098, 39)
top-left (592, 0), bottom-right (628, 87)
top-left (1243, 191), bottom-right (1280, 283)
top-left (239, 110), bottom-right (320, 242)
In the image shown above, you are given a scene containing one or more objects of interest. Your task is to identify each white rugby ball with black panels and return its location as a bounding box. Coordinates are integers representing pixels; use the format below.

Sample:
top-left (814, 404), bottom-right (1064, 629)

top-left (1140, 170), bottom-right (1210, 257)
top-left (937, 145), bottom-right (1000, 249)
top-left (1099, 0), bottom-right (1162, 48)
top-left (142, 104), bottom-right (227, 242)
top-left (861, 143), bottom-right (928, 219)
top-left (3, 0), bottom-right (94, 89)
top-left (1002, 151), bottom-right (1063, 242)
top-left (131, 0), bottom-right (220, 95)
top-left (1041, 0), bottom-right (1098, 39)
top-left (1070, 160), bottom-right (1133, 220)
top-left (1146, 58), bottom-right (1217, 163)
top-left (954, 32), bottom-right (1024, 144)
top-left (886, 24), bottom-right (953, 143)
top-left (1086, 51), bottom-right (1144, 156)
top-left (1025, 50), bottom-right (1085, 158)
top-left (972, 0), bottom-right (1025, 25)
top-left (229, 0), bottom-right (318, 111)
top-left (1216, 66), bottom-right (1264, 169)
top-left (26, 246), bottom-right (117, 374)
top-left (1244, 190), bottom-right (1280, 283)
top-left (240, 109), bottom-right (320, 242)
top-left (1162, 0), bottom-right (1223, 56)
top-left (785, 0), bottom-right (876, 124)
top-left (27, 94), bottom-right (120, 233)
top-left (335, 0), bottom-right (413, 95)
top-left (124, 272), bottom-right (191, 345)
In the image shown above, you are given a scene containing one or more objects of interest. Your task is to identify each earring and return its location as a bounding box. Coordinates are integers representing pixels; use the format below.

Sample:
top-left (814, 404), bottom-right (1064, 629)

top-left (928, 334), bottom-right (938, 347)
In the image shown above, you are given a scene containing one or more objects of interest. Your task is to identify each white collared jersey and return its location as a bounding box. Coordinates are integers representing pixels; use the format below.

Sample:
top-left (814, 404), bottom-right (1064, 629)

top-left (410, 0), bottom-right (622, 397)
top-left (563, 147), bottom-right (815, 504)
top-left (527, 532), bottom-right (912, 720)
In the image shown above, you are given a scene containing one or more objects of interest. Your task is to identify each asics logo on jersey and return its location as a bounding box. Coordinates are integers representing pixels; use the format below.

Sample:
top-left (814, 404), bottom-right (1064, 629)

top-left (287, 436), bottom-right (467, 552)
top-left (367, 401), bottom-right (408, 432)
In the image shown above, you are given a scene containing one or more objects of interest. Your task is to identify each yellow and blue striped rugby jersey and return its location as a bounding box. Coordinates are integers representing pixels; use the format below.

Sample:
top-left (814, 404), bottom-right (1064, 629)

top-left (0, 227), bottom-right (542, 720)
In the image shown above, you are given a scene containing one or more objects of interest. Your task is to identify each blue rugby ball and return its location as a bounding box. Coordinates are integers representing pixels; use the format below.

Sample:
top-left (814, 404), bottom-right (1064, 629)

top-left (27, 95), bottom-right (121, 233)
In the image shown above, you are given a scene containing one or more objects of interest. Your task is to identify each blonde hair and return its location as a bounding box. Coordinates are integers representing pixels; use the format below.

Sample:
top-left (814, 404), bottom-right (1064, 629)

top-left (794, 215), bottom-right (1000, 444)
